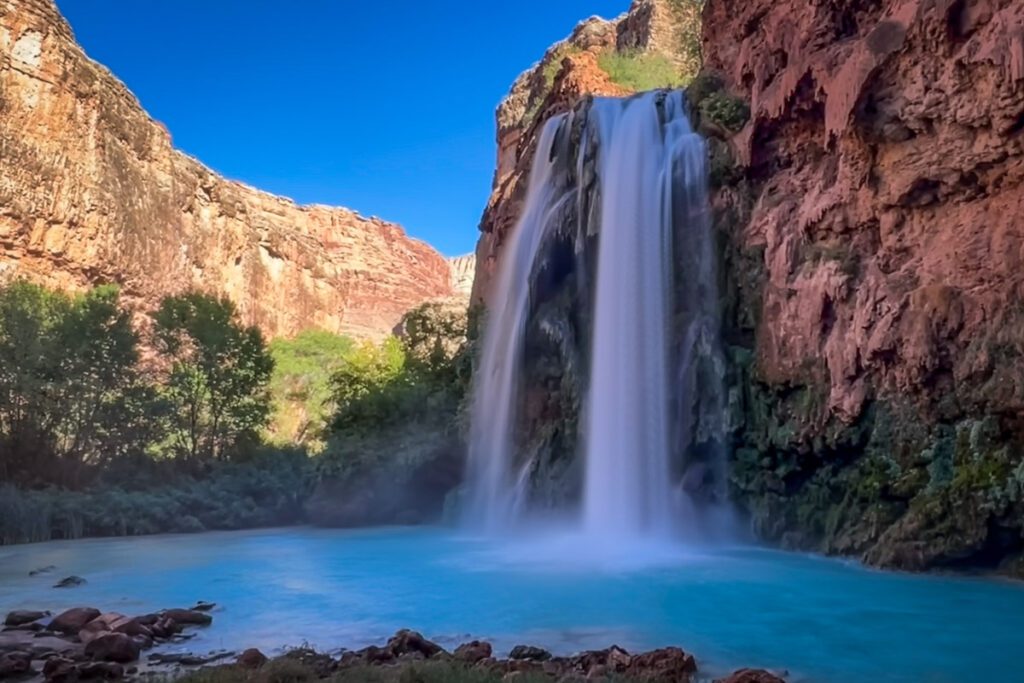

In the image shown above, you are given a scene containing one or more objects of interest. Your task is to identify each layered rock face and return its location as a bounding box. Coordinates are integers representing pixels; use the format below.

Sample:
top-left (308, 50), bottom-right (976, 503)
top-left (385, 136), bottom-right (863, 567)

top-left (447, 254), bottom-right (476, 299)
top-left (705, 0), bottom-right (1024, 574)
top-left (0, 0), bottom-right (453, 340)
top-left (474, 0), bottom-right (1024, 574)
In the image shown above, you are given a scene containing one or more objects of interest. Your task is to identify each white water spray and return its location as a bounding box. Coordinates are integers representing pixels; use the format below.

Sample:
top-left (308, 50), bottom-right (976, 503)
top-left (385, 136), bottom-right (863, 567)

top-left (465, 91), bottom-right (724, 540)
top-left (582, 92), bottom-right (683, 538)
top-left (463, 118), bottom-right (568, 532)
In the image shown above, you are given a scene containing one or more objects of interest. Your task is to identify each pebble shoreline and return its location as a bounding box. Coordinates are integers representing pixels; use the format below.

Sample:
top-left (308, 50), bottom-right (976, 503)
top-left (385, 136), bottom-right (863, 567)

top-left (1, 605), bottom-right (787, 683)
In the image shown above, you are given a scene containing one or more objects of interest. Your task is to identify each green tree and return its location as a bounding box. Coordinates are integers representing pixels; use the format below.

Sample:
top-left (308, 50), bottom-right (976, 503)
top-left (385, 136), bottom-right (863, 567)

top-left (0, 282), bottom-right (151, 486)
top-left (330, 337), bottom-right (407, 432)
top-left (399, 301), bottom-right (468, 388)
top-left (0, 281), bottom-right (65, 481)
top-left (268, 329), bottom-right (354, 446)
top-left (50, 285), bottom-right (156, 479)
top-left (153, 293), bottom-right (273, 461)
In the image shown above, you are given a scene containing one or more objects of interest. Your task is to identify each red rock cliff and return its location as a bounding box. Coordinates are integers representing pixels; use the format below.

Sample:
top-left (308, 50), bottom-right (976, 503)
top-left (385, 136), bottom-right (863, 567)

top-left (705, 0), bottom-right (1024, 425)
top-left (0, 0), bottom-right (454, 340)
top-left (705, 0), bottom-right (1024, 572)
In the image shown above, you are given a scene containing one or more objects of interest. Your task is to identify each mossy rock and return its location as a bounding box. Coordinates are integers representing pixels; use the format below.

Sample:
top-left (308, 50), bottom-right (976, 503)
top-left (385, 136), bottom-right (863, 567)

top-left (687, 71), bottom-right (750, 137)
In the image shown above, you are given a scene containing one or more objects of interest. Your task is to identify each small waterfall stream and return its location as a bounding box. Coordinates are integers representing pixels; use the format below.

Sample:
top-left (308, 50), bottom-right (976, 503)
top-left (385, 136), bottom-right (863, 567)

top-left (465, 91), bottom-right (726, 539)
top-left (463, 118), bottom-right (569, 532)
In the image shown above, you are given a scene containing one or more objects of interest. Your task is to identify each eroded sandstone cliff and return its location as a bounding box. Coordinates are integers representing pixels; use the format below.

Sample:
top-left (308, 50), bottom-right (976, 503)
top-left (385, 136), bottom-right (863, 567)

top-left (0, 0), bottom-right (453, 340)
top-left (704, 0), bottom-right (1024, 573)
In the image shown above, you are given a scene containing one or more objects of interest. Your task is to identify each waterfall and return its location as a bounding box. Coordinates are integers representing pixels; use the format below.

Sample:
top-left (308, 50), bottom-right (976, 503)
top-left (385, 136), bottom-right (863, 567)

top-left (465, 90), bottom-right (727, 540)
top-left (583, 92), bottom-right (679, 538)
top-left (463, 118), bottom-right (569, 532)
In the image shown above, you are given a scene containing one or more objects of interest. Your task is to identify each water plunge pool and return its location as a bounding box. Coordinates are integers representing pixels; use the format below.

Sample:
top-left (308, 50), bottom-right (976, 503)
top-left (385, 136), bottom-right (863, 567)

top-left (1, 527), bottom-right (1021, 683)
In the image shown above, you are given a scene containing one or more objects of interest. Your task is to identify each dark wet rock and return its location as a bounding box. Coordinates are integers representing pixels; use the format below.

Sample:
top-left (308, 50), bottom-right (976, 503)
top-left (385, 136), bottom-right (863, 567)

top-left (43, 657), bottom-right (77, 683)
top-left (715, 670), bottom-right (787, 683)
top-left (77, 623), bottom-right (107, 647)
top-left (2, 623), bottom-right (45, 634)
top-left (42, 657), bottom-right (118, 682)
top-left (454, 640), bottom-right (492, 664)
top-left (83, 615), bottom-right (151, 640)
top-left (50, 609), bottom-right (101, 635)
top-left (572, 646), bottom-right (632, 674)
top-left (628, 647), bottom-right (698, 682)
top-left (84, 633), bottom-right (140, 663)
top-left (160, 609), bottom-right (211, 626)
top-left (147, 617), bottom-right (181, 640)
top-left (338, 645), bottom-right (384, 667)
top-left (4, 612), bottom-right (48, 628)
top-left (53, 577), bottom-right (86, 589)
top-left (236, 649), bottom-right (268, 669)
top-left (386, 629), bottom-right (444, 658)
top-left (192, 602), bottom-right (216, 613)
top-left (509, 645), bottom-right (552, 662)
top-left (78, 662), bottom-right (124, 680)
top-left (397, 651), bottom-right (426, 663)
top-left (1, 631), bottom-right (82, 661)
top-left (29, 566), bottom-right (56, 577)
top-left (0, 651), bottom-right (33, 679)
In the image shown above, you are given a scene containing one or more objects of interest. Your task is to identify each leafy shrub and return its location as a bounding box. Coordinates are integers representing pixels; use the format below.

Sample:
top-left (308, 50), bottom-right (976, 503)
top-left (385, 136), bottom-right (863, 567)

top-left (687, 71), bottom-right (750, 135)
top-left (0, 451), bottom-right (313, 545)
top-left (698, 91), bottom-right (750, 133)
top-left (318, 303), bottom-right (469, 486)
top-left (268, 330), bottom-right (354, 448)
top-left (597, 50), bottom-right (685, 92)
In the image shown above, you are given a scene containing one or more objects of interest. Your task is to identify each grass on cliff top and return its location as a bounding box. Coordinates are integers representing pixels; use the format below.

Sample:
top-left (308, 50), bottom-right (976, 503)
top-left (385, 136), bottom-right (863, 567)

top-left (597, 50), bottom-right (686, 92)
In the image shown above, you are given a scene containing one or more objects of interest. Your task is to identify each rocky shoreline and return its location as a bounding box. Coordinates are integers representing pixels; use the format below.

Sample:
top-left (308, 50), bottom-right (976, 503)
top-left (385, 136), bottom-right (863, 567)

top-left (1, 606), bottom-right (786, 683)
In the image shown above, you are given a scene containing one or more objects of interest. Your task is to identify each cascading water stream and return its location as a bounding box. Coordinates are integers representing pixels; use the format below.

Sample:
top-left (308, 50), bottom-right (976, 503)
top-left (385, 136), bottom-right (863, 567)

top-left (462, 118), bottom-right (569, 532)
top-left (464, 90), bottom-right (727, 541)
top-left (582, 91), bottom-right (691, 539)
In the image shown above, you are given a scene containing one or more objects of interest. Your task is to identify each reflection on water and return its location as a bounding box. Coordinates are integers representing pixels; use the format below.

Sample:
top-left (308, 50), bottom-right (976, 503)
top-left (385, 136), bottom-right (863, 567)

top-left (1, 527), bottom-right (1022, 683)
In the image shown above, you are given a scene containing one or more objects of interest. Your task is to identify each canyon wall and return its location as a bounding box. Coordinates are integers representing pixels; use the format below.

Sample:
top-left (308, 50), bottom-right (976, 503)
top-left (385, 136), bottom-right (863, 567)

top-left (474, 0), bottom-right (1024, 574)
top-left (704, 0), bottom-right (1024, 573)
top-left (448, 254), bottom-right (476, 299)
top-left (0, 0), bottom-right (453, 341)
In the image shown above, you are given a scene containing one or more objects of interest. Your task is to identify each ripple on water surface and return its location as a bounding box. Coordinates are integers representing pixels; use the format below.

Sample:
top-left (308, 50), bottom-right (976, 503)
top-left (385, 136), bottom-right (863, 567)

top-left (1, 527), bottom-right (1022, 683)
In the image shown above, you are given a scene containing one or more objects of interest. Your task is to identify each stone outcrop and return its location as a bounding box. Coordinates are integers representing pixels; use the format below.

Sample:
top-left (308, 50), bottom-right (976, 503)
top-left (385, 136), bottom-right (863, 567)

top-left (0, 0), bottom-right (453, 340)
top-left (447, 254), bottom-right (476, 299)
top-left (472, 0), bottom-right (703, 303)
top-left (0, 602), bottom-right (214, 679)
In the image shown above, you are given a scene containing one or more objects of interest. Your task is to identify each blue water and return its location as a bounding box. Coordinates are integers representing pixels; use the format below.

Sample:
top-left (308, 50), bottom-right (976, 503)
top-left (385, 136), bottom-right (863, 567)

top-left (1, 527), bottom-right (1022, 682)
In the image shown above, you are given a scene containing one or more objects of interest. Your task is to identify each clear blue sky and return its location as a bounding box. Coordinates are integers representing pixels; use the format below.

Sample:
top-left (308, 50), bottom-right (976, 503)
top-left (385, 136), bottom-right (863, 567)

top-left (55, 1), bottom-right (628, 256)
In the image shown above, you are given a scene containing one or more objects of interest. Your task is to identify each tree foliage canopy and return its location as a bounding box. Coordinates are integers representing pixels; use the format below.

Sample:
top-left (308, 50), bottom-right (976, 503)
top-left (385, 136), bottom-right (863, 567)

top-left (153, 293), bottom-right (274, 461)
